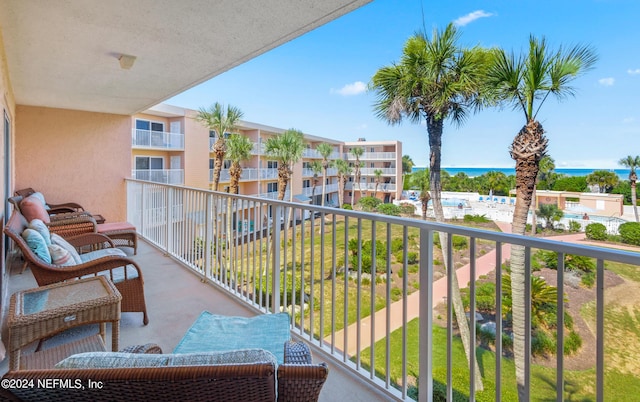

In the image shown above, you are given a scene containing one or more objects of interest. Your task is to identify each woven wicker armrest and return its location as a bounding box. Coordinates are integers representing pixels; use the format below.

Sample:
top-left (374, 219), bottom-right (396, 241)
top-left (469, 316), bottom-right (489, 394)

top-left (46, 214), bottom-right (97, 238)
top-left (65, 233), bottom-right (115, 251)
top-left (47, 202), bottom-right (85, 214)
top-left (284, 340), bottom-right (313, 364)
top-left (51, 257), bottom-right (143, 283)
top-left (119, 343), bottom-right (163, 354)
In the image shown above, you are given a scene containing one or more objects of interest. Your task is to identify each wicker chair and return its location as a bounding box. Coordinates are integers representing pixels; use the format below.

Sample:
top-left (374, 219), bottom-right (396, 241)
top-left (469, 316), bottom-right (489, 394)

top-left (15, 188), bottom-right (85, 215)
top-left (4, 209), bottom-right (149, 325)
top-left (8, 195), bottom-right (96, 237)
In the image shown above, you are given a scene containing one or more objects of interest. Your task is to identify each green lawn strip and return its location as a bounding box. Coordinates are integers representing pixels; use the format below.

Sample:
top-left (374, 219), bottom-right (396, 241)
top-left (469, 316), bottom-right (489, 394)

top-left (356, 319), bottom-right (640, 401)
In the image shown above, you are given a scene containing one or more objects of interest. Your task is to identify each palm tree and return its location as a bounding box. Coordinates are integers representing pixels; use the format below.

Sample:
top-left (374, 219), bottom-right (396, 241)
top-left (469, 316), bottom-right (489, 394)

top-left (195, 102), bottom-right (244, 191)
top-left (371, 23), bottom-right (491, 391)
top-left (531, 156), bottom-right (556, 235)
top-left (316, 143), bottom-right (334, 206)
top-left (411, 168), bottom-right (431, 220)
top-left (586, 170), bottom-right (619, 193)
top-left (536, 203), bottom-right (564, 230)
top-left (373, 169), bottom-right (383, 198)
top-left (619, 155), bottom-right (640, 221)
top-left (226, 134), bottom-right (253, 195)
top-left (334, 159), bottom-right (352, 208)
top-left (350, 146), bottom-right (364, 205)
top-left (402, 154), bottom-right (414, 176)
top-left (309, 160), bottom-right (323, 205)
top-left (486, 35), bottom-right (596, 399)
top-left (264, 129), bottom-right (305, 201)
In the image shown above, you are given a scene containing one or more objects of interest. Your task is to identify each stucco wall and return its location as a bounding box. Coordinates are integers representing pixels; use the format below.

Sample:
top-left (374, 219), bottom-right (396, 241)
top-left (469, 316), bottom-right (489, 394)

top-left (15, 106), bottom-right (130, 222)
top-left (184, 110), bottom-right (210, 189)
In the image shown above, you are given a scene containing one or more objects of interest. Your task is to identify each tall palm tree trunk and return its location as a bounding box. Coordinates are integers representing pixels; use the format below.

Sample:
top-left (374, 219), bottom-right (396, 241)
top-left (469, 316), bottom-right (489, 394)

top-left (530, 184), bottom-right (537, 235)
top-left (509, 120), bottom-right (547, 400)
top-left (212, 139), bottom-right (225, 191)
top-left (229, 163), bottom-right (241, 195)
top-left (321, 169), bottom-right (327, 206)
top-left (427, 116), bottom-right (483, 391)
top-left (631, 178), bottom-right (638, 222)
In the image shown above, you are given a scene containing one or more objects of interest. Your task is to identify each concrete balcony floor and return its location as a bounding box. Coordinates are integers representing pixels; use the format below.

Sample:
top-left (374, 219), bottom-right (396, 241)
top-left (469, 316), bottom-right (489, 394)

top-left (1, 240), bottom-right (388, 402)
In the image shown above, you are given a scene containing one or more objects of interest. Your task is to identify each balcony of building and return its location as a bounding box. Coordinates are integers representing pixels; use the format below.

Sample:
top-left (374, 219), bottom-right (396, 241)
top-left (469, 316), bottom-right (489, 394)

top-left (131, 169), bottom-right (185, 185)
top-left (3, 180), bottom-right (638, 401)
top-left (132, 129), bottom-right (184, 150)
top-left (346, 182), bottom-right (397, 192)
top-left (213, 168), bottom-right (279, 183)
top-left (360, 168), bottom-right (397, 176)
top-left (344, 152), bottom-right (396, 161)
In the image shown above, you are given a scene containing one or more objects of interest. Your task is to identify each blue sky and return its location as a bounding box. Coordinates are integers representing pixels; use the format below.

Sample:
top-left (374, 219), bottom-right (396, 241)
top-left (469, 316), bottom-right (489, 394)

top-left (167, 0), bottom-right (640, 169)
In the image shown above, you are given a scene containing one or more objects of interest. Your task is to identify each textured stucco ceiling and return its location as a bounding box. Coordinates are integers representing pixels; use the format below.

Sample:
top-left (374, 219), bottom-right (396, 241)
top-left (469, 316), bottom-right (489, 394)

top-left (0, 0), bottom-right (371, 115)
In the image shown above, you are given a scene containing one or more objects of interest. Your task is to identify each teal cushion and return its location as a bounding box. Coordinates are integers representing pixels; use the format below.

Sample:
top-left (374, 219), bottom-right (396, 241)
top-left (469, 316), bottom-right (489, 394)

top-left (54, 349), bottom-right (277, 369)
top-left (28, 219), bottom-right (51, 246)
top-left (21, 228), bottom-right (52, 264)
top-left (173, 312), bottom-right (290, 364)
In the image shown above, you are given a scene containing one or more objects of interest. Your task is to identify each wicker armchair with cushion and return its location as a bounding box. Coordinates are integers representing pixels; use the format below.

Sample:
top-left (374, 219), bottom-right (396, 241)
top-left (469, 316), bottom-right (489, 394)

top-left (15, 187), bottom-right (85, 215)
top-left (9, 195), bottom-right (138, 254)
top-left (4, 209), bottom-right (149, 325)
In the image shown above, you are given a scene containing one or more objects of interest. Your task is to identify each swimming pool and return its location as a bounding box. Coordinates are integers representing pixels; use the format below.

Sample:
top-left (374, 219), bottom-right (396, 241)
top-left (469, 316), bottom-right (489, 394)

top-left (428, 198), bottom-right (470, 207)
top-left (563, 213), bottom-right (626, 224)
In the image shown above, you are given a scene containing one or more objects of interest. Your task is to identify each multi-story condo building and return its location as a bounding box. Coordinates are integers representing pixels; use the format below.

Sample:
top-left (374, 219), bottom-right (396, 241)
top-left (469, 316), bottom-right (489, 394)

top-left (131, 104), bottom-right (403, 206)
top-left (343, 139), bottom-right (402, 204)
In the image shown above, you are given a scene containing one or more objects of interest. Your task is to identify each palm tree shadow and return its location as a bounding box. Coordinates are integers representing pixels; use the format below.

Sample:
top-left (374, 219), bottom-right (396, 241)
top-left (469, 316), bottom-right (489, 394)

top-left (533, 371), bottom-right (591, 402)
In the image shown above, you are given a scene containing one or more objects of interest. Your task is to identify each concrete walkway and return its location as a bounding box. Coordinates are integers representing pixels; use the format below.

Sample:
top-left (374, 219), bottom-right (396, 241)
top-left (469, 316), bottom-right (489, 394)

top-left (330, 222), bottom-right (593, 356)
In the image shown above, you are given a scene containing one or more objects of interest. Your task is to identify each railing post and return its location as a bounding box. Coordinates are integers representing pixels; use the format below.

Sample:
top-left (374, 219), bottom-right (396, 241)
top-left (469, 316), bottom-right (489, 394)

top-left (271, 204), bottom-right (282, 313)
top-left (165, 187), bottom-right (173, 254)
top-left (419, 227), bottom-right (433, 402)
top-left (204, 193), bottom-right (213, 279)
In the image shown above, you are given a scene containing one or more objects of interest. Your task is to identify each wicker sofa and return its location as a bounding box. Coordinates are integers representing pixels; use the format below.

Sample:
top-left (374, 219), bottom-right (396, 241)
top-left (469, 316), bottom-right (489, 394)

top-left (0, 341), bottom-right (328, 402)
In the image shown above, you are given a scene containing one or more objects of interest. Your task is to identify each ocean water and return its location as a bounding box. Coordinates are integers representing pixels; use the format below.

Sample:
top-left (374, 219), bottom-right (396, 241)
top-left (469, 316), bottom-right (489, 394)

top-left (412, 166), bottom-right (630, 180)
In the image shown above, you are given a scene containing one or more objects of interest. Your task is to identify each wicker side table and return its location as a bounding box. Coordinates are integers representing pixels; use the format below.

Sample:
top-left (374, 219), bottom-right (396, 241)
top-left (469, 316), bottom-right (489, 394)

top-left (8, 276), bottom-right (121, 371)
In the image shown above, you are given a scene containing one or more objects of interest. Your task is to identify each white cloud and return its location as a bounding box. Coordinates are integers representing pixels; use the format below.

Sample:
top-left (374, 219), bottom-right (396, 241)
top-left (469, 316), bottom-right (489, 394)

top-left (598, 77), bottom-right (615, 86)
top-left (331, 81), bottom-right (366, 96)
top-left (453, 10), bottom-right (494, 27)
top-left (628, 69), bottom-right (640, 75)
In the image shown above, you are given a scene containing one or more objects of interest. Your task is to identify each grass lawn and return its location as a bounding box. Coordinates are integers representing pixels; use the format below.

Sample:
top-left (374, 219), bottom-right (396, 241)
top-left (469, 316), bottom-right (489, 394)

top-left (360, 319), bottom-right (640, 401)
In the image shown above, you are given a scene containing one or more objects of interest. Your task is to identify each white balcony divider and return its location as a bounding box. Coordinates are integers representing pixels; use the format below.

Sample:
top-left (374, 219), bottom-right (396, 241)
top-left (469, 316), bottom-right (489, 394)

top-left (132, 129), bottom-right (184, 149)
top-left (360, 167), bottom-right (396, 175)
top-left (345, 182), bottom-right (396, 192)
top-left (126, 179), bottom-right (638, 402)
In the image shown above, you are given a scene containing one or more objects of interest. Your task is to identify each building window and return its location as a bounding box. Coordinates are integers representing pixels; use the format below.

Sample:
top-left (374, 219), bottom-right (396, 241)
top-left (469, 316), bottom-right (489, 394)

top-left (223, 160), bottom-right (231, 169)
top-left (209, 159), bottom-right (214, 169)
top-left (348, 192), bottom-right (352, 196)
top-left (135, 156), bottom-right (163, 170)
top-left (267, 182), bottom-right (278, 193)
top-left (303, 180), bottom-right (310, 188)
top-left (209, 130), bottom-right (216, 138)
top-left (370, 163), bottom-right (375, 168)
top-left (136, 119), bottom-right (164, 133)
top-left (267, 160), bottom-right (278, 169)
top-left (370, 147), bottom-right (374, 152)
top-left (302, 162), bottom-right (310, 169)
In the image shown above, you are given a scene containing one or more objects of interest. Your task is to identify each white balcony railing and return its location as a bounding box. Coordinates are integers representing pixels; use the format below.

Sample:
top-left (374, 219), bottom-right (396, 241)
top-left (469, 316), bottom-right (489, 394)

top-left (214, 168), bottom-right (279, 183)
top-left (345, 182), bottom-right (396, 192)
top-left (126, 179), bottom-right (638, 402)
top-left (344, 152), bottom-right (396, 160)
top-left (132, 129), bottom-right (184, 150)
top-left (131, 169), bottom-right (184, 185)
top-left (360, 167), bottom-right (396, 175)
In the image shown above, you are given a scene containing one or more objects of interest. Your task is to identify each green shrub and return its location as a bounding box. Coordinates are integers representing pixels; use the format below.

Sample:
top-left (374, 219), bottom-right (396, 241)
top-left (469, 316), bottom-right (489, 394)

top-left (357, 196), bottom-right (381, 212)
top-left (618, 222), bottom-right (640, 245)
top-left (581, 271), bottom-right (595, 288)
top-left (348, 239), bottom-right (388, 274)
top-left (391, 238), bottom-right (404, 253)
top-left (377, 203), bottom-right (401, 216)
top-left (452, 235), bottom-right (468, 250)
top-left (585, 222), bottom-right (608, 240)
top-left (463, 214), bottom-right (491, 223)
top-left (399, 203), bottom-right (416, 215)
top-left (407, 252), bottom-right (418, 265)
top-left (536, 250), bottom-right (595, 273)
top-left (342, 204), bottom-right (352, 210)
top-left (568, 220), bottom-right (582, 232)
top-left (564, 330), bottom-right (582, 355)
top-left (531, 330), bottom-right (554, 356)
